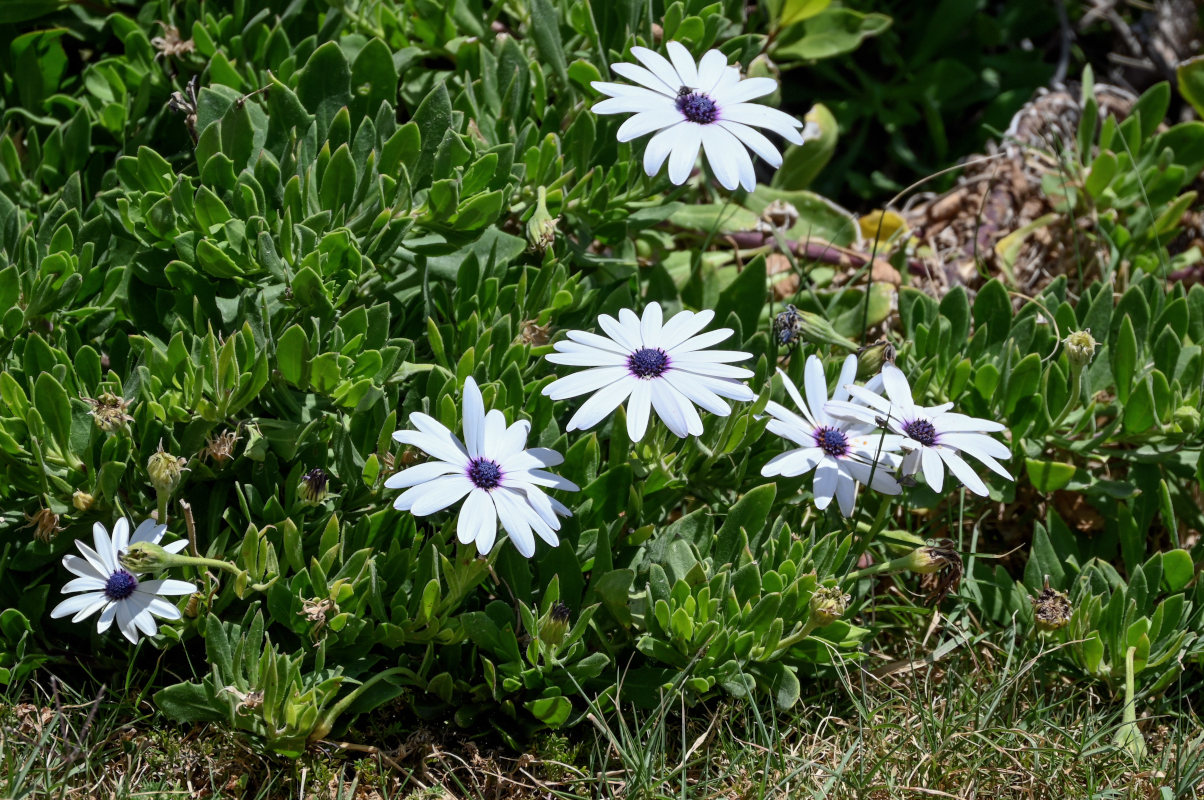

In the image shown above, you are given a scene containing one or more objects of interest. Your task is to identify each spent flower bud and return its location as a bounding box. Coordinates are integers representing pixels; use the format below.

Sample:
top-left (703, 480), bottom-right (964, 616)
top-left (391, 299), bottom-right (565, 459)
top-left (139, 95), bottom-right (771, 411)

top-left (1063, 329), bottom-right (1098, 370)
top-left (299, 468), bottom-right (329, 506)
top-left (147, 444), bottom-right (187, 495)
top-left (72, 490), bottom-right (95, 513)
top-left (809, 586), bottom-right (850, 627)
top-left (1032, 583), bottom-right (1072, 632)
top-left (856, 338), bottom-right (896, 379)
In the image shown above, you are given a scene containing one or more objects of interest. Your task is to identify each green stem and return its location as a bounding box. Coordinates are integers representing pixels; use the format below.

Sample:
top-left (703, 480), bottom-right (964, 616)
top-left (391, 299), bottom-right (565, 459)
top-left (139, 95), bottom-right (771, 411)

top-left (156, 489), bottom-right (170, 526)
top-left (309, 667), bottom-right (408, 744)
top-left (769, 620), bottom-right (820, 658)
top-left (844, 554), bottom-right (915, 583)
top-left (1114, 645), bottom-right (1148, 760)
top-left (1050, 363), bottom-right (1083, 430)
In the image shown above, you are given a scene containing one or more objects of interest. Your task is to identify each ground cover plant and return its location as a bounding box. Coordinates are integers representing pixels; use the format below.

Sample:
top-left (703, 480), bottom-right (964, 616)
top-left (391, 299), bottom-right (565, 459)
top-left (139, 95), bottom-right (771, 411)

top-left (2, 0), bottom-right (1204, 797)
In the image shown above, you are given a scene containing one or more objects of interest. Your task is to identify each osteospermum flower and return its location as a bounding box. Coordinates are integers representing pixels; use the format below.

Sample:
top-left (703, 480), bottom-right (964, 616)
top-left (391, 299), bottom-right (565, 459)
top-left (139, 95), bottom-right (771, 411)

top-left (386, 377), bottom-right (578, 558)
top-left (826, 363), bottom-right (1013, 496)
top-left (542, 303), bottom-right (755, 442)
top-left (591, 42), bottom-right (806, 191)
top-left (50, 519), bottom-right (194, 644)
top-left (761, 355), bottom-right (903, 516)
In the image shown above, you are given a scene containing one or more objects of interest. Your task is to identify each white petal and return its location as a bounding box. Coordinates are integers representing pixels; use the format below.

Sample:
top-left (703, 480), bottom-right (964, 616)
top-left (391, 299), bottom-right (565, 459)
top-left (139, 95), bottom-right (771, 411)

top-left (544, 366), bottom-right (630, 401)
top-left (394, 413), bottom-right (469, 467)
top-left (546, 348), bottom-right (629, 367)
top-left (96, 602), bottom-right (117, 633)
top-left (766, 415), bottom-right (816, 448)
top-left (664, 41), bottom-right (699, 87)
top-left (643, 125), bottom-right (681, 177)
top-left (458, 488), bottom-right (496, 546)
top-left (490, 417), bottom-right (531, 462)
top-left (695, 50), bottom-right (730, 93)
top-left (803, 355), bottom-right (831, 427)
top-left (63, 551), bottom-right (108, 581)
top-left (115, 601), bottom-right (140, 644)
top-left (383, 461), bottom-right (462, 489)
top-left (51, 592), bottom-right (107, 619)
top-left (650, 380), bottom-right (689, 437)
top-left (719, 103), bottom-right (804, 143)
top-left (932, 411), bottom-right (1008, 433)
top-left (843, 458), bottom-right (903, 495)
top-left (938, 432), bottom-right (1011, 461)
top-left (493, 488), bottom-right (536, 558)
top-left (700, 124), bottom-right (741, 190)
top-left (659, 308), bottom-right (714, 350)
top-left (92, 522), bottom-right (116, 572)
top-left (627, 380), bottom-right (654, 441)
top-left (591, 80), bottom-right (669, 100)
top-left (597, 312), bottom-right (643, 352)
top-left (592, 93), bottom-right (672, 115)
top-left (762, 447), bottom-right (823, 477)
top-left (62, 576), bottom-right (107, 594)
top-left (507, 469), bottom-right (579, 492)
top-left (146, 596), bottom-right (182, 620)
top-left (834, 470), bottom-right (857, 517)
top-left (717, 121), bottom-right (782, 168)
top-left (610, 62), bottom-right (677, 96)
top-left (564, 328), bottom-right (631, 356)
top-left (111, 518), bottom-right (130, 555)
top-left (690, 375), bottom-right (756, 402)
top-left (832, 355), bottom-right (859, 404)
top-left (163, 540), bottom-right (190, 554)
top-left (462, 376), bottom-right (486, 458)
top-left (968, 449), bottom-right (1014, 481)
top-left (667, 123), bottom-right (703, 185)
top-left (666, 327), bottom-right (734, 354)
top-left (527, 447), bottom-right (564, 467)
top-left (130, 599), bottom-right (158, 638)
top-left (130, 518), bottom-right (166, 546)
top-left (404, 475), bottom-right (474, 515)
top-left (640, 302), bottom-right (664, 347)
top-left (712, 76), bottom-right (778, 105)
top-left (879, 365), bottom-right (916, 415)
top-left (938, 448), bottom-right (989, 496)
top-left (672, 361), bottom-right (754, 380)
top-left (631, 46), bottom-right (687, 93)
top-left (138, 578), bottom-right (197, 596)
top-left (617, 108), bottom-right (686, 142)
top-left (566, 379), bottom-right (635, 431)
top-left (920, 447), bottom-right (945, 493)
top-left (663, 372), bottom-right (731, 417)
top-left (812, 459), bottom-right (839, 509)
top-left (901, 448), bottom-right (921, 476)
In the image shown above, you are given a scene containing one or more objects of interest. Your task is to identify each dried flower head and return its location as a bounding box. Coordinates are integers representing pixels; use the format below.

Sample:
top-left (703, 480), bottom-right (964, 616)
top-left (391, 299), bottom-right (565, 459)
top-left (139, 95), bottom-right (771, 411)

top-left (167, 74), bottom-right (200, 142)
top-left (151, 22), bottom-right (196, 61)
top-left (23, 508), bottom-right (64, 543)
top-left (519, 319), bottom-right (552, 346)
top-left (754, 199), bottom-right (799, 233)
top-left (202, 428), bottom-right (240, 465)
top-left (299, 597), bottom-right (337, 641)
top-left (1032, 581), bottom-right (1072, 632)
top-left (526, 186), bottom-right (558, 253)
top-left (910, 539), bottom-right (963, 604)
top-left (84, 392), bottom-right (134, 433)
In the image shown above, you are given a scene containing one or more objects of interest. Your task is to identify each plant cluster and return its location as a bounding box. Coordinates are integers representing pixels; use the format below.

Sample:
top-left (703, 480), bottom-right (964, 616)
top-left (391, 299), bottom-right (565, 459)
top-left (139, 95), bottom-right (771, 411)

top-left (0, 0), bottom-right (1202, 765)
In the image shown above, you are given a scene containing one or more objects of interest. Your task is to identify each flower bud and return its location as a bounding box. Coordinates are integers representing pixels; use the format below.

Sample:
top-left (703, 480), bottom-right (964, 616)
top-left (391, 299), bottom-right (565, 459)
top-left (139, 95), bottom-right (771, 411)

top-left (299, 468), bottom-right (329, 506)
top-left (1031, 584), bottom-right (1072, 632)
top-left (1063, 329), bottom-right (1098, 370)
top-left (526, 187), bottom-right (558, 254)
top-left (1173, 406), bottom-right (1200, 433)
top-left (72, 490), bottom-right (95, 513)
top-left (901, 541), bottom-right (959, 575)
top-left (540, 602), bottom-right (572, 647)
top-left (856, 339), bottom-right (896, 379)
top-left (147, 444), bottom-right (187, 496)
top-left (120, 541), bottom-right (176, 573)
top-left (808, 586), bottom-right (850, 627)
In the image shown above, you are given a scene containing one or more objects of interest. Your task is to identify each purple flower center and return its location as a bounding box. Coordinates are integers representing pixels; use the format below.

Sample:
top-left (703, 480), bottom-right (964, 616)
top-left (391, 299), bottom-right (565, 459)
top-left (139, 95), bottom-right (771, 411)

top-left (105, 569), bottom-right (138, 601)
top-left (627, 347), bottom-right (670, 379)
top-left (904, 418), bottom-right (937, 446)
top-left (675, 90), bottom-right (718, 124)
top-left (468, 458), bottom-right (503, 490)
top-left (814, 426), bottom-right (849, 458)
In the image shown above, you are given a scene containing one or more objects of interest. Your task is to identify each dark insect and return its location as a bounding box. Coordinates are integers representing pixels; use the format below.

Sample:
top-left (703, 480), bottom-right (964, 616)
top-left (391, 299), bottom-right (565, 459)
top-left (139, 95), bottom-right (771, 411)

top-left (773, 304), bottom-right (804, 349)
top-left (677, 85), bottom-right (692, 99)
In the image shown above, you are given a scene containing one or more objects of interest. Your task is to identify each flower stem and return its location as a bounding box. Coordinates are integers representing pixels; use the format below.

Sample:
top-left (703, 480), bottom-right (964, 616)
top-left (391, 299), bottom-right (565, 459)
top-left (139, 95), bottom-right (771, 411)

top-left (1050, 362), bottom-right (1083, 430)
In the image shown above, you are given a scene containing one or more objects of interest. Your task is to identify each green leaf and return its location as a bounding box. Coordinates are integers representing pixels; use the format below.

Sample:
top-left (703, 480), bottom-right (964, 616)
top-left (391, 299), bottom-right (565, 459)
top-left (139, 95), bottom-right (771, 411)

top-left (772, 104), bottom-right (837, 190)
top-left (528, 0), bottom-right (568, 84)
top-left (716, 484), bottom-right (776, 566)
top-left (154, 683), bottom-right (223, 723)
top-left (1178, 55), bottom-right (1204, 119)
top-left (276, 325), bottom-right (310, 387)
top-left (776, 0), bottom-right (832, 28)
top-left (771, 7), bottom-right (892, 61)
top-left (296, 41), bottom-right (352, 131)
top-left (349, 38), bottom-right (398, 119)
top-left (1025, 459), bottom-right (1076, 492)
top-left (1112, 315), bottom-right (1137, 404)
top-left (714, 254), bottom-right (767, 335)
top-left (33, 372), bottom-right (71, 456)
top-left (410, 83), bottom-right (452, 187)
top-left (319, 143), bottom-right (357, 212)
top-left (524, 693), bottom-right (571, 727)
top-left (1161, 549), bottom-right (1193, 592)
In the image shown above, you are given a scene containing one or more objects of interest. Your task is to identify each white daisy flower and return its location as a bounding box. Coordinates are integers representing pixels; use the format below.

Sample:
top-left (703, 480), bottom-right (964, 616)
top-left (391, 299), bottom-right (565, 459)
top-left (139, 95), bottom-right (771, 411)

top-left (386, 377), bottom-right (579, 559)
top-left (761, 355), bottom-right (904, 517)
top-left (591, 41), bottom-right (806, 191)
top-left (542, 302), bottom-right (756, 442)
top-left (825, 363), bottom-right (1014, 496)
top-left (50, 519), bottom-right (194, 644)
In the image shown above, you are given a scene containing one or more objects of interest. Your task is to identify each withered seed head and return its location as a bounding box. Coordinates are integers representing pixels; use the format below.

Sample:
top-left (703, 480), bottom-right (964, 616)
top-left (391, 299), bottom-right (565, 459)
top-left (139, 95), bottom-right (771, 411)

top-left (1032, 581), bottom-right (1072, 632)
top-left (84, 392), bottom-right (134, 433)
top-left (24, 508), bottom-right (64, 543)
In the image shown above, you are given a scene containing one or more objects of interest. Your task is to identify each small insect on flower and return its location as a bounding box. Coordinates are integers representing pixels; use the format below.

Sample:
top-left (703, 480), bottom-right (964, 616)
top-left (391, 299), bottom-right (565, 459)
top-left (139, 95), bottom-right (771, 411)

top-left (387, 377), bottom-right (579, 559)
top-left (49, 519), bottom-right (194, 644)
top-left (542, 302), bottom-right (756, 442)
top-left (591, 42), bottom-right (808, 191)
top-left (826, 364), bottom-right (1014, 496)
